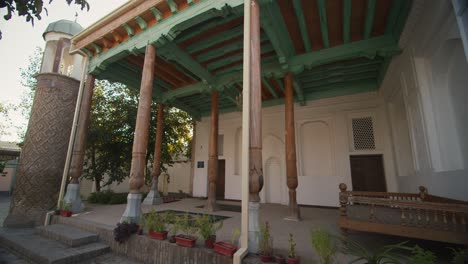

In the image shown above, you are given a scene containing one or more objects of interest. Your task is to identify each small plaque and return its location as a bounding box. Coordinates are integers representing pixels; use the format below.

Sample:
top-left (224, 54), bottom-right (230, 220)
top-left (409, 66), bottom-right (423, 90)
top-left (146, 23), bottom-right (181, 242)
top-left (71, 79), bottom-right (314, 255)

top-left (197, 161), bottom-right (204, 168)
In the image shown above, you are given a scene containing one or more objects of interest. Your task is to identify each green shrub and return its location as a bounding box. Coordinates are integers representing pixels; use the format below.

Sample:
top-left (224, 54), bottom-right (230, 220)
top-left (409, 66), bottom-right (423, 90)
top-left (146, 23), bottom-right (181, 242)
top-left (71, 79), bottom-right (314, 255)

top-left (108, 193), bottom-right (127, 204)
top-left (450, 248), bottom-right (468, 264)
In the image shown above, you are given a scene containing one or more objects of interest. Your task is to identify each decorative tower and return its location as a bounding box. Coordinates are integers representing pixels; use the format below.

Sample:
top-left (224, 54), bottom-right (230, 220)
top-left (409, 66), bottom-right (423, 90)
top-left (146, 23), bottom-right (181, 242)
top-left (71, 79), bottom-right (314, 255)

top-left (4, 20), bottom-right (85, 227)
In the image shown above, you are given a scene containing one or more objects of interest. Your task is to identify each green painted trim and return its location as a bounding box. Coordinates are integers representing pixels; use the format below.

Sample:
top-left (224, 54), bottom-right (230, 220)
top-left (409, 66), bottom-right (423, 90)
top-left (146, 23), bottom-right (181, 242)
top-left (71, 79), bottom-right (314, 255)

top-left (88, 0), bottom-right (244, 74)
top-left (393, 0), bottom-right (412, 40)
top-left (292, 77), bottom-right (305, 105)
top-left (385, 0), bottom-right (403, 36)
top-left (288, 35), bottom-right (399, 74)
top-left (187, 0), bottom-right (194, 6)
top-left (150, 7), bottom-right (163, 21)
top-left (185, 26), bottom-right (244, 54)
top-left (317, 0), bottom-right (330, 48)
top-left (260, 0), bottom-right (295, 63)
top-left (363, 0), bottom-right (376, 39)
top-left (82, 47), bottom-right (93, 57)
top-left (262, 77), bottom-right (278, 98)
top-left (304, 80), bottom-right (377, 101)
top-left (302, 72), bottom-right (377, 88)
top-left (135, 16), bottom-right (147, 30)
top-left (293, 0), bottom-right (312, 52)
top-left (175, 15), bottom-right (241, 44)
top-left (300, 60), bottom-right (382, 78)
top-left (206, 44), bottom-right (274, 71)
top-left (377, 57), bottom-right (391, 86)
top-left (300, 67), bottom-right (378, 83)
top-left (171, 100), bottom-right (201, 120)
top-left (158, 38), bottom-right (214, 83)
top-left (275, 76), bottom-right (285, 92)
top-left (91, 43), bottom-right (102, 54)
top-left (161, 82), bottom-right (208, 102)
top-left (123, 23), bottom-right (134, 37)
top-left (343, 0), bottom-right (352, 44)
top-left (166, 0), bottom-right (179, 14)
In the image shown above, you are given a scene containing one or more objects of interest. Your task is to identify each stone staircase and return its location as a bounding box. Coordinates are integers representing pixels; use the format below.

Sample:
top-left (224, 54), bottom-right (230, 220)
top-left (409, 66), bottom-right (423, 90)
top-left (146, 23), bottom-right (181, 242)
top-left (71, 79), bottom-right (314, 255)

top-left (0, 224), bottom-right (110, 264)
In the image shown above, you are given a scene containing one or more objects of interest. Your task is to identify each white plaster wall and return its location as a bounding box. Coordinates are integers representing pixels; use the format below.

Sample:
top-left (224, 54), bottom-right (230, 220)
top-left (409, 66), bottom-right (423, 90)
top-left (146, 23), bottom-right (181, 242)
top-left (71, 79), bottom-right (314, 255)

top-left (193, 92), bottom-right (397, 207)
top-left (381, 1), bottom-right (468, 200)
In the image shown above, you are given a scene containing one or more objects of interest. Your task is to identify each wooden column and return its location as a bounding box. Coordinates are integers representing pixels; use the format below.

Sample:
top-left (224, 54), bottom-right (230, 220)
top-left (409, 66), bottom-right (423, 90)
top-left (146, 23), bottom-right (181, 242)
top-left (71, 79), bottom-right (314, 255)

top-left (69, 74), bottom-right (95, 183)
top-left (285, 73), bottom-right (301, 220)
top-left (150, 104), bottom-right (164, 190)
top-left (207, 90), bottom-right (219, 211)
top-left (249, 0), bottom-right (263, 202)
top-left (129, 44), bottom-right (156, 193)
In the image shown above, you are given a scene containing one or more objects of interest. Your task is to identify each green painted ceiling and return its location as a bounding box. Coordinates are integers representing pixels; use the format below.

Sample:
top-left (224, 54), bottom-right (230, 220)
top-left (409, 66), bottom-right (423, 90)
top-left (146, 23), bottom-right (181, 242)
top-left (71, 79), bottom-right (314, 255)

top-left (93, 0), bottom-right (412, 119)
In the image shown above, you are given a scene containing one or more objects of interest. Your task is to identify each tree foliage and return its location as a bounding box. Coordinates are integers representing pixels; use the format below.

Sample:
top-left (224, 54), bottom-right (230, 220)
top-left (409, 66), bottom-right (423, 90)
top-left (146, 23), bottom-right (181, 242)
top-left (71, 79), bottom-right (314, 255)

top-left (83, 80), bottom-right (193, 192)
top-left (0, 0), bottom-right (89, 39)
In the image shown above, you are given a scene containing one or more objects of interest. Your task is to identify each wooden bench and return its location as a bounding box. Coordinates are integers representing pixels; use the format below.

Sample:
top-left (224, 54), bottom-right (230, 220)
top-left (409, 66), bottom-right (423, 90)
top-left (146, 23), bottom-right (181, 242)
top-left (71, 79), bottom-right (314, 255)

top-left (338, 183), bottom-right (468, 245)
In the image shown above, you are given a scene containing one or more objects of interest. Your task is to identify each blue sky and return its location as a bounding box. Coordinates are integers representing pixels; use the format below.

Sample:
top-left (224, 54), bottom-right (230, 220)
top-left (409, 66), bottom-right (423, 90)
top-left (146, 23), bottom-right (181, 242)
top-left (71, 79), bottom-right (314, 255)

top-left (0, 0), bottom-right (127, 142)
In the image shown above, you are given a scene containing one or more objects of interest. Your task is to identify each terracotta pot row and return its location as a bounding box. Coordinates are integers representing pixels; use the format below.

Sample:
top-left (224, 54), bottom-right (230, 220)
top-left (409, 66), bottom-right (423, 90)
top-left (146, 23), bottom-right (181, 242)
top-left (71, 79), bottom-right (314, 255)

top-left (145, 231), bottom-right (241, 257)
top-left (59, 210), bottom-right (72, 217)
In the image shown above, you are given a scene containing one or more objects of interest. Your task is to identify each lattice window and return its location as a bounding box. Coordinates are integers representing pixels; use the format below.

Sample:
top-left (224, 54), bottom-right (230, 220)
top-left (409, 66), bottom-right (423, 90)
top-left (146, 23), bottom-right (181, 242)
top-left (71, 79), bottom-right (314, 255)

top-left (352, 117), bottom-right (375, 150)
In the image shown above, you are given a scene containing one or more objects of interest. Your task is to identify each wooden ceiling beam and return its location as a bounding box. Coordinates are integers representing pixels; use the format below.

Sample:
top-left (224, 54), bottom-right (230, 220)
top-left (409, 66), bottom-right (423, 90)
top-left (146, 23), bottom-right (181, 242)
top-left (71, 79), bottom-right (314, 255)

top-left (292, 0), bottom-right (312, 53)
top-left (135, 16), bottom-right (148, 31)
top-left (317, 0), bottom-right (330, 48)
top-left (122, 23), bottom-right (134, 37)
top-left (166, 0), bottom-right (179, 14)
top-left (260, 0), bottom-right (295, 63)
top-left (363, 0), bottom-right (376, 39)
top-left (343, 0), bottom-right (352, 44)
top-left (292, 76), bottom-right (305, 105)
top-left (150, 7), bottom-right (164, 22)
top-left (262, 77), bottom-right (279, 99)
top-left (158, 39), bottom-right (214, 83)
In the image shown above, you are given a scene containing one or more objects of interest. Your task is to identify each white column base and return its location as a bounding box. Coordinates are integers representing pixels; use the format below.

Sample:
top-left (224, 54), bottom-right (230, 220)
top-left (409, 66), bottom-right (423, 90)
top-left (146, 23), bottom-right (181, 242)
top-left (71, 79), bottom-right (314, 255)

top-left (142, 189), bottom-right (163, 205)
top-left (121, 193), bottom-right (142, 223)
top-left (63, 183), bottom-right (84, 213)
top-left (248, 202), bottom-right (260, 253)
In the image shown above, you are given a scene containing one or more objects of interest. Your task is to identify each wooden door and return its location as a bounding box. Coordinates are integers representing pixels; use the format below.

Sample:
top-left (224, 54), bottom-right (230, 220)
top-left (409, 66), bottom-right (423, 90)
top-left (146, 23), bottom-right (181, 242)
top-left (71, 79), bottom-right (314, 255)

top-left (216, 160), bottom-right (225, 199)
top-left (350, 155), bottom-right (386, 192)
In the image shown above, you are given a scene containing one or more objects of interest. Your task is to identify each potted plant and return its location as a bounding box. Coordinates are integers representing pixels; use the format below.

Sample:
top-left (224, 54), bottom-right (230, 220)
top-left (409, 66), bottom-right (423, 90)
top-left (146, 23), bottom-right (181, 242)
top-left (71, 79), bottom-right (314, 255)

top-left (258, 221), bottom-right (273, 262)
top-left (174, 212), bottom-right (198, 247)
top-left (168, 213), bottom-right (178, 243)
top-left (214, 227), bottom-right (240, 257)
top-left (288, 233), bottom-right (300, 264)
top-left (58, 200), bottom-right (72, 217)
top-left (311, 228), bottom-right (336, 264)
top-left (275, 254), bottom-right (286, 264)
top-left (195, 214), bottom-right (223, 248)
top-left (144, 210), bottom-right (168, 240)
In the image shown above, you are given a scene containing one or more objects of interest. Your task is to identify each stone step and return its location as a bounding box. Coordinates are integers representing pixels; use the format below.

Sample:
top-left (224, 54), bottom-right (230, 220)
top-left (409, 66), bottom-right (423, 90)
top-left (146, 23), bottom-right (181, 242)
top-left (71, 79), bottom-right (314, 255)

top-left (0, 228), bottom-right (110, 264)
top-left (38, 224), bottom-right (98, 247)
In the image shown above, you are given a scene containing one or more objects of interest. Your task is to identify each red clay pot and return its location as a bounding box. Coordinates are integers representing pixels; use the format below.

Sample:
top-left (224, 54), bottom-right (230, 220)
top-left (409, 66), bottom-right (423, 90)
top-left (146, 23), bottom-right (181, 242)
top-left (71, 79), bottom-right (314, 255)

top-left (260, 254), bottom-right (273, 262)
top-left (214, 241), bottom-right (237, 257)
top-left (148, 230), bottom-right (168, 240)
top-left (175, 235), bottom-right (197, 247)
top-left (59, 210), bottom-right (72, 217)
top-left (287, 256), bottom-right (300, 264)
top-left (169, 235), bottom-right (176, 243)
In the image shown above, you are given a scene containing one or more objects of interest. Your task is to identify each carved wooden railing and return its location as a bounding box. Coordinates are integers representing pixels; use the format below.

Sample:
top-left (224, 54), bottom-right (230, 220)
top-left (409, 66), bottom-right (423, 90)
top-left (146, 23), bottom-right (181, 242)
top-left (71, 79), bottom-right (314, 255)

top-left (338, 183), bottom-right (468, 245)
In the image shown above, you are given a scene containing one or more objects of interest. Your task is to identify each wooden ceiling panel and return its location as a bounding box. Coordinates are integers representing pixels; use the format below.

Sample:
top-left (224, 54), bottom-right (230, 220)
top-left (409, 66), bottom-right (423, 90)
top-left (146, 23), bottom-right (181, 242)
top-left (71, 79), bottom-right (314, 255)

top-left (327, 0), bottom-right (343, 47)
top-left (372, 0), bottom-right (392, 37)
top-left (155, 2), bottom-right (173, 18)
top-left (269, 77), bottom-right (285, 98)
top-left (350, 0), bottom-right (366, 42)
top-left (278, 0), bottom-right (305, 54)
top-left (191, 36), bottom-right (243, 57)
top-left (179, 17), bottom-right (243, 49)
top-left (302, 0), bottom-right (323, 51)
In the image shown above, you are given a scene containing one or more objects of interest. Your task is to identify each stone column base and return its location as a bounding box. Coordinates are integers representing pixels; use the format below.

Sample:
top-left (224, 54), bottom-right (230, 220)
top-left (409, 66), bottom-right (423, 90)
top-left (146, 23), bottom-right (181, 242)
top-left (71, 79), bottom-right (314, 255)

top-left (63, 183), bottom-right (84, 213)
top-left (121, 193), bottom-right (142, 223)
top-left (142, 190), bottom-right (163, 205)
top-left (248, 202), bottom-right (260, 253)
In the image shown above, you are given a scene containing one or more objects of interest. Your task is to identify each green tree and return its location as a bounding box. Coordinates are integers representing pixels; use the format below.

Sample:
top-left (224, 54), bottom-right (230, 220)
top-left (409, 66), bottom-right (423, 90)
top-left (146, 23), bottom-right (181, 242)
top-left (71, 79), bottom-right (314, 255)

top-left (83, 80), bottom-right (193, 192)
top-left (0, 101), bottom-right (11, 138)
top-left (0, 0), bottom-right (89, 39)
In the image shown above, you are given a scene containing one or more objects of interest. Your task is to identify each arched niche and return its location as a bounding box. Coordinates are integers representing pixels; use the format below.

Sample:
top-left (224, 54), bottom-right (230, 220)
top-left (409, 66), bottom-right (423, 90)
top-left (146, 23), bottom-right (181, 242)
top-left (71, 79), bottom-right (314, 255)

top-left (299, 120), bottom-right (334, 177)
top-left (261, 134), bottom-right (286, 204)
